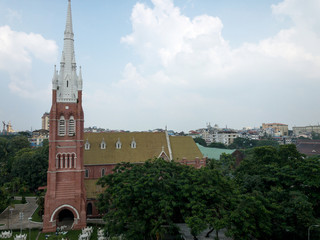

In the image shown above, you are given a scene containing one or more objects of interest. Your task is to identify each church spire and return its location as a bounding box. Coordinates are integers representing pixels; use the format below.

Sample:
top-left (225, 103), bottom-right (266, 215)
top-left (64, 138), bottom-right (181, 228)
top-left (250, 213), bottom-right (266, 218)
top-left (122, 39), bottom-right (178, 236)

top-left (55, 0), bottom-right (82, 103)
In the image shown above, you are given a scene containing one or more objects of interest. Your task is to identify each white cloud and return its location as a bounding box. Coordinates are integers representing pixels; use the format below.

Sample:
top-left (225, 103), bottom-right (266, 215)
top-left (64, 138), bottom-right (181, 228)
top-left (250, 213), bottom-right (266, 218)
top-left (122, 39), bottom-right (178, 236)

top-left (0, 25), bottom-right (58, 98)
top-left (88, 0), bottom-right (320, 130)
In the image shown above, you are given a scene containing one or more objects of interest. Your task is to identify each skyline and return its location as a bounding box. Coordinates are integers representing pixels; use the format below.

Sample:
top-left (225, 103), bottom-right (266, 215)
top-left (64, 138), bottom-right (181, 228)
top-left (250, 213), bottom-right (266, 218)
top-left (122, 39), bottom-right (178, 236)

top-left (0, 0), bottom-right (320, 132)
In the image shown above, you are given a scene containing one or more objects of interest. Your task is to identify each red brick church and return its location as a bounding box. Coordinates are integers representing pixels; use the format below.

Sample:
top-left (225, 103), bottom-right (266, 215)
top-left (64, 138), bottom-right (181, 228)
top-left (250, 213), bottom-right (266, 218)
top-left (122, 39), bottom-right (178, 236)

top-left (43, 0), bottom-right (205, 232)
top-left (43, 0), bottom-right (86, 232)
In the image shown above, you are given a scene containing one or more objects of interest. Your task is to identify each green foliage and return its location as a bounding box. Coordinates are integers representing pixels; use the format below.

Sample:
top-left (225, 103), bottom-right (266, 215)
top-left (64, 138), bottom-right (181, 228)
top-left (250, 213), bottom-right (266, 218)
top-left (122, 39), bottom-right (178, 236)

top-left (208, 142), bottom-right (227, 149)
top-left (97, 158), bottom-right (235, 239)
top-left (11, 145), bottom-right (48, 191)
top-left (228, 137), bottom-right (257, 149)
top-left (0, 186), bottom-right (10, 212)
top-left (207, 153), bottom-right (236, 177)
top-left (229, 137), bottom-right (279, 149)
top-left (97, 159), bottom-right (184, 239)
top-left (0, 134), bottom-right (48, 213)
top-left (193, 137), bottom-right (207, 147)
top-left (311, 131), bottom-right (320, 140)
top-left (234, 144), bottom-right (319, 239)
top-left (36, 192), bottom-right (45, 220)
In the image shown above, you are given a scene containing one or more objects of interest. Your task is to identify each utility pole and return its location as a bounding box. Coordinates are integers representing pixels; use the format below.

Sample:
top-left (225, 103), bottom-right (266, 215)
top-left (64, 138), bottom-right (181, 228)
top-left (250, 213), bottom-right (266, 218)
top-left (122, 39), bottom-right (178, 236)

top-left (19, 212), bottom-right (23, 234)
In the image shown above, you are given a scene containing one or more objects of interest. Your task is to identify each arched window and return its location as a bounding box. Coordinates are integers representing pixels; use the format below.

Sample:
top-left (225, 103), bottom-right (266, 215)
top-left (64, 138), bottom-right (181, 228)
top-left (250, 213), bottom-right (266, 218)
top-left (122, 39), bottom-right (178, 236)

top-left (68, 116), bottom-right (75, 136)
top-left (87, 203), bottom-right (93, 216)
top-left (85, 169), bottom-right (89, 178)
top-left (131, 138), bottom-right (136, 149)
top-left (101, 168), bottom-right (105, 177)
top-left (100, 139), bottom-right (106, 149)
top-left (116, 138), bottom-right (122, 149)
top-left (71, 154), bottom-right (75, 168)
top-left (85, 139), bottom-right (90, 150)
top-left (58, 116), bottom-right (66, 136)
top-left (62, 154), bottom-right (66, 168)
top-left (57, 154), bottom-right (61, 168)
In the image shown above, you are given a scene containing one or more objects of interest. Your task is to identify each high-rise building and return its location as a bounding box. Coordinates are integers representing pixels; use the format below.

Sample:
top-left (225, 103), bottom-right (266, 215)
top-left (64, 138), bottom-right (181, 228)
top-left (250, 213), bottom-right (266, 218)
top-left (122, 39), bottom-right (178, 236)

top-left (43, 0), bottom-right (86, 232)
top-left (41, 112), bottom-right (50, 130)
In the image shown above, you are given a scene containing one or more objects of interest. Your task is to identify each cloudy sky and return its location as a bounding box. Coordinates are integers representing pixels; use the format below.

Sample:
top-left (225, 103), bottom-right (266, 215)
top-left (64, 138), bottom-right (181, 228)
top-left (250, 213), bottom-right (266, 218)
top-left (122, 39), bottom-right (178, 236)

top-left (0, 0), bottom-right (319, 132)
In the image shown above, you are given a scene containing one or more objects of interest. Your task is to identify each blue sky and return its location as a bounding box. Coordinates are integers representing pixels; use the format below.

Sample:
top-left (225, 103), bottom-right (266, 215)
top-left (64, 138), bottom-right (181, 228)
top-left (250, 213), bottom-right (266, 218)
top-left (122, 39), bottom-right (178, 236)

top-left (0, 0), bottom-right (319, 132)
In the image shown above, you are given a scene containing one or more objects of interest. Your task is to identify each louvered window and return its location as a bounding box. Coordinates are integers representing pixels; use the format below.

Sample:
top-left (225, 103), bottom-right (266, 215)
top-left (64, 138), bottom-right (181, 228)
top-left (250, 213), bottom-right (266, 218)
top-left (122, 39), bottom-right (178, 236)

top-left (58, 116), bottom-right (66, 136)
top-left (69, 116), bottom-right (75, 136)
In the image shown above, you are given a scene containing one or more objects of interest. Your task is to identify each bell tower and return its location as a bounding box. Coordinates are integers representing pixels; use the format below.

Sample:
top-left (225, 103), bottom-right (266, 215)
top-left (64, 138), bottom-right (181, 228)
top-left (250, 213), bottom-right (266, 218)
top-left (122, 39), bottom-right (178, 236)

top-left (43, 0), bottom-right (86, 232)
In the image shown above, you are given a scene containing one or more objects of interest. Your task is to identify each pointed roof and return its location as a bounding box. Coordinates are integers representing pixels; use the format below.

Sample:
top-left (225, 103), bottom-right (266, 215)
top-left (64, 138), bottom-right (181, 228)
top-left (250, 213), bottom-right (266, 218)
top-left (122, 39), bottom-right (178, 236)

top-left (54, 0), bottom-right (82, 102)
top-left (65, 0), bottom-right (73, 37)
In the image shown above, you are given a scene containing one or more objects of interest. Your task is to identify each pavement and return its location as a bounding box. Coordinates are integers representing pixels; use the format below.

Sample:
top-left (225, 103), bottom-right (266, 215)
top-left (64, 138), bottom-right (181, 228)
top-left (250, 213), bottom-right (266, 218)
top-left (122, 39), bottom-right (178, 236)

top-left (176, 224), bottom-right (232, 240)
top-left (0, 197), bottom-right (43, 231)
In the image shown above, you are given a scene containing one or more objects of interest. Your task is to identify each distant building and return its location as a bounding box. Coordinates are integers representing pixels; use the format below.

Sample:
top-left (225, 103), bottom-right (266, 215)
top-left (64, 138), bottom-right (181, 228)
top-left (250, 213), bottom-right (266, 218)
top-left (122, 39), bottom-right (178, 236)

top-left (1, 121), bottom-right (14, 135)
top-left (28, 129), bottom-right (49, 147)
top-left (293, 125), bottom-right (320, 136)
top-left (262, 123), bottom-right (288, 136)
top-left (215, 131), bottom-right (239, 145)
top-left (41, 112), bottom-right (50, 130)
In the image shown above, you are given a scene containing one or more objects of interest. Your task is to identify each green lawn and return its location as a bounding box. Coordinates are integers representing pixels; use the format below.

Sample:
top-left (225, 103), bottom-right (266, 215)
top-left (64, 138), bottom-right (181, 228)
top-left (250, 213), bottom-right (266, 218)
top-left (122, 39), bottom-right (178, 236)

top-left (31, 205), bottom-right (43, 222)
top-left (12, 199), bottom-right (23, 205)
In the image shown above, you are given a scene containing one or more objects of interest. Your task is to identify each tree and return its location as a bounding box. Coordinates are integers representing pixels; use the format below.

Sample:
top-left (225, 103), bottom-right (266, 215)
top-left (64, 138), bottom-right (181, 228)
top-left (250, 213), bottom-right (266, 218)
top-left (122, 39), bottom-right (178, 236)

top-left (0, 186), bottom-right (10, 213)
top-left (228, 137), bottom-right (257, 149)
top-left (11, 145), bottom-right (48, 192)
top-left (193, 137), bottom-right (207, 147)
top-left (97, 158), bottom-right (236, 240)
top-left (181, 167), bottom-right (236, 239)
top-left (208, 142), bottom-right (227, 149)
top-left (97, 159), bottom-right (185, 239)
top-left (233, 145), bottom-right (318, 240)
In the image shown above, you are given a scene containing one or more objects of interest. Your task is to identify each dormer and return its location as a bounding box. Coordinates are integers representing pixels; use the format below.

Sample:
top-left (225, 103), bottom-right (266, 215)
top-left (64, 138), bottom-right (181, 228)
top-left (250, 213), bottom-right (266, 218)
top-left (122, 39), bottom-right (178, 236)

top-left (100, 138), bottom-right (106, 149)
top-left (84, 139), bottom-right (90, 150)
top-left (116, 138), bottom-right (122, 149)
top-left (131, 138), bottom-right (136, 149)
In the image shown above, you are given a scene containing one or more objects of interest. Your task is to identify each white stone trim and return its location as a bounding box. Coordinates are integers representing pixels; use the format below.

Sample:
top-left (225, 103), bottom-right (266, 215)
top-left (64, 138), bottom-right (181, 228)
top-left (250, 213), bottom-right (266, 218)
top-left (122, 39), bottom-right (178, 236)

top-left (165, 129), bottom-right (173, 161)
top-left (50, 204), bottom-right (79, 222)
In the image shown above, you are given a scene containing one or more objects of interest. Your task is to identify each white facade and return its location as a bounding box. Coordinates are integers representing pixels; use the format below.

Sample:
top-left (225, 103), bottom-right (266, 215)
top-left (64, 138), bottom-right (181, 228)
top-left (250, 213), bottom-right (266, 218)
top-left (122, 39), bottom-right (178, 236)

top-left (215, 131), bottom-right (239, 145)
top-left (52, 0), bottom-right (83, 103)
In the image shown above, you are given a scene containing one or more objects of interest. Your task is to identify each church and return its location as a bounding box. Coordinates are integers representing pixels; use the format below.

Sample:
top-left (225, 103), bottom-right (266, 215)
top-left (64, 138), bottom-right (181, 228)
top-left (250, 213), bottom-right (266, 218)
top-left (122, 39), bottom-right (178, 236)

top-left (43, 0), bottom-right (205, 232)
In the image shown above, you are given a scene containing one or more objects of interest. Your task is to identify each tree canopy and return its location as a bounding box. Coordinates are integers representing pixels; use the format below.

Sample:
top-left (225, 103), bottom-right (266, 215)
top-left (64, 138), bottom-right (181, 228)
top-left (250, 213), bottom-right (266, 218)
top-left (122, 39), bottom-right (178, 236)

top-left (97, 144), bottom-right (320, 239)
top-left (97, 158), bottom-right (235, 239)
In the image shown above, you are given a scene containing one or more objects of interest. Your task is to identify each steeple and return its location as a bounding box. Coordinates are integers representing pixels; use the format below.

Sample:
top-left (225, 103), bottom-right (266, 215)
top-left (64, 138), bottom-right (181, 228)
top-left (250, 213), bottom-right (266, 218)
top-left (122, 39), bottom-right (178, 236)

top-left (54, 0), bottom-right (82, 103)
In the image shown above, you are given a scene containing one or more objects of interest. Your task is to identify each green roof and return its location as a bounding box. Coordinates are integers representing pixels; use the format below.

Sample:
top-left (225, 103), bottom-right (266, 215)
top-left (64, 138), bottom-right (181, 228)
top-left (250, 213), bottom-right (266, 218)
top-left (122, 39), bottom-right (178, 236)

top-left (196, 143), bottom-right (236, 160)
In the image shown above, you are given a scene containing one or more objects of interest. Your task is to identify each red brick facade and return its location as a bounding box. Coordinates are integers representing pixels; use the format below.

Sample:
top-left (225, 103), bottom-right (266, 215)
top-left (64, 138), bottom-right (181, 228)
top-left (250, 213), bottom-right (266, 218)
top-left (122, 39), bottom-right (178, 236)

top-left (43, 89), bottom-right (87, 232)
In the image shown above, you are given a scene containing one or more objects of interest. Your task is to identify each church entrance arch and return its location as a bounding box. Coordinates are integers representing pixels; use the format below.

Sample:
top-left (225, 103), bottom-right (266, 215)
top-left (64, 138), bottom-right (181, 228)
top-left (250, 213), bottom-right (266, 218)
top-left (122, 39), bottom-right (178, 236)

top-left (50, 204), bottom-right (80, 229)
top-left (59, 209), bottom-right (74, 222)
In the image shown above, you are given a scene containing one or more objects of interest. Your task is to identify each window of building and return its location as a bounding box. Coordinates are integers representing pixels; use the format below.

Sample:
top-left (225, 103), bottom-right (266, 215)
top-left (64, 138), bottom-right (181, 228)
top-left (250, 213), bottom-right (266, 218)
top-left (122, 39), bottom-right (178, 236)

top-left (68, 116), bottom-right (75, 136)
top-left (116, 138), bottom-right (122, 149)
top-left (101, 168), bottom-right (105, 177)
top-left (85, 169), bottom-right (89, 178)
top-left (131, 138), bottom-right (136, 149)
top-left (85, 139), bottom-right (90, 150)
top-left (100, 139), bottom-right (106, 149)
top-left (87, 203), bottom-right (92, 215)
top-left (58, 116), bottom-right (66, 136)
